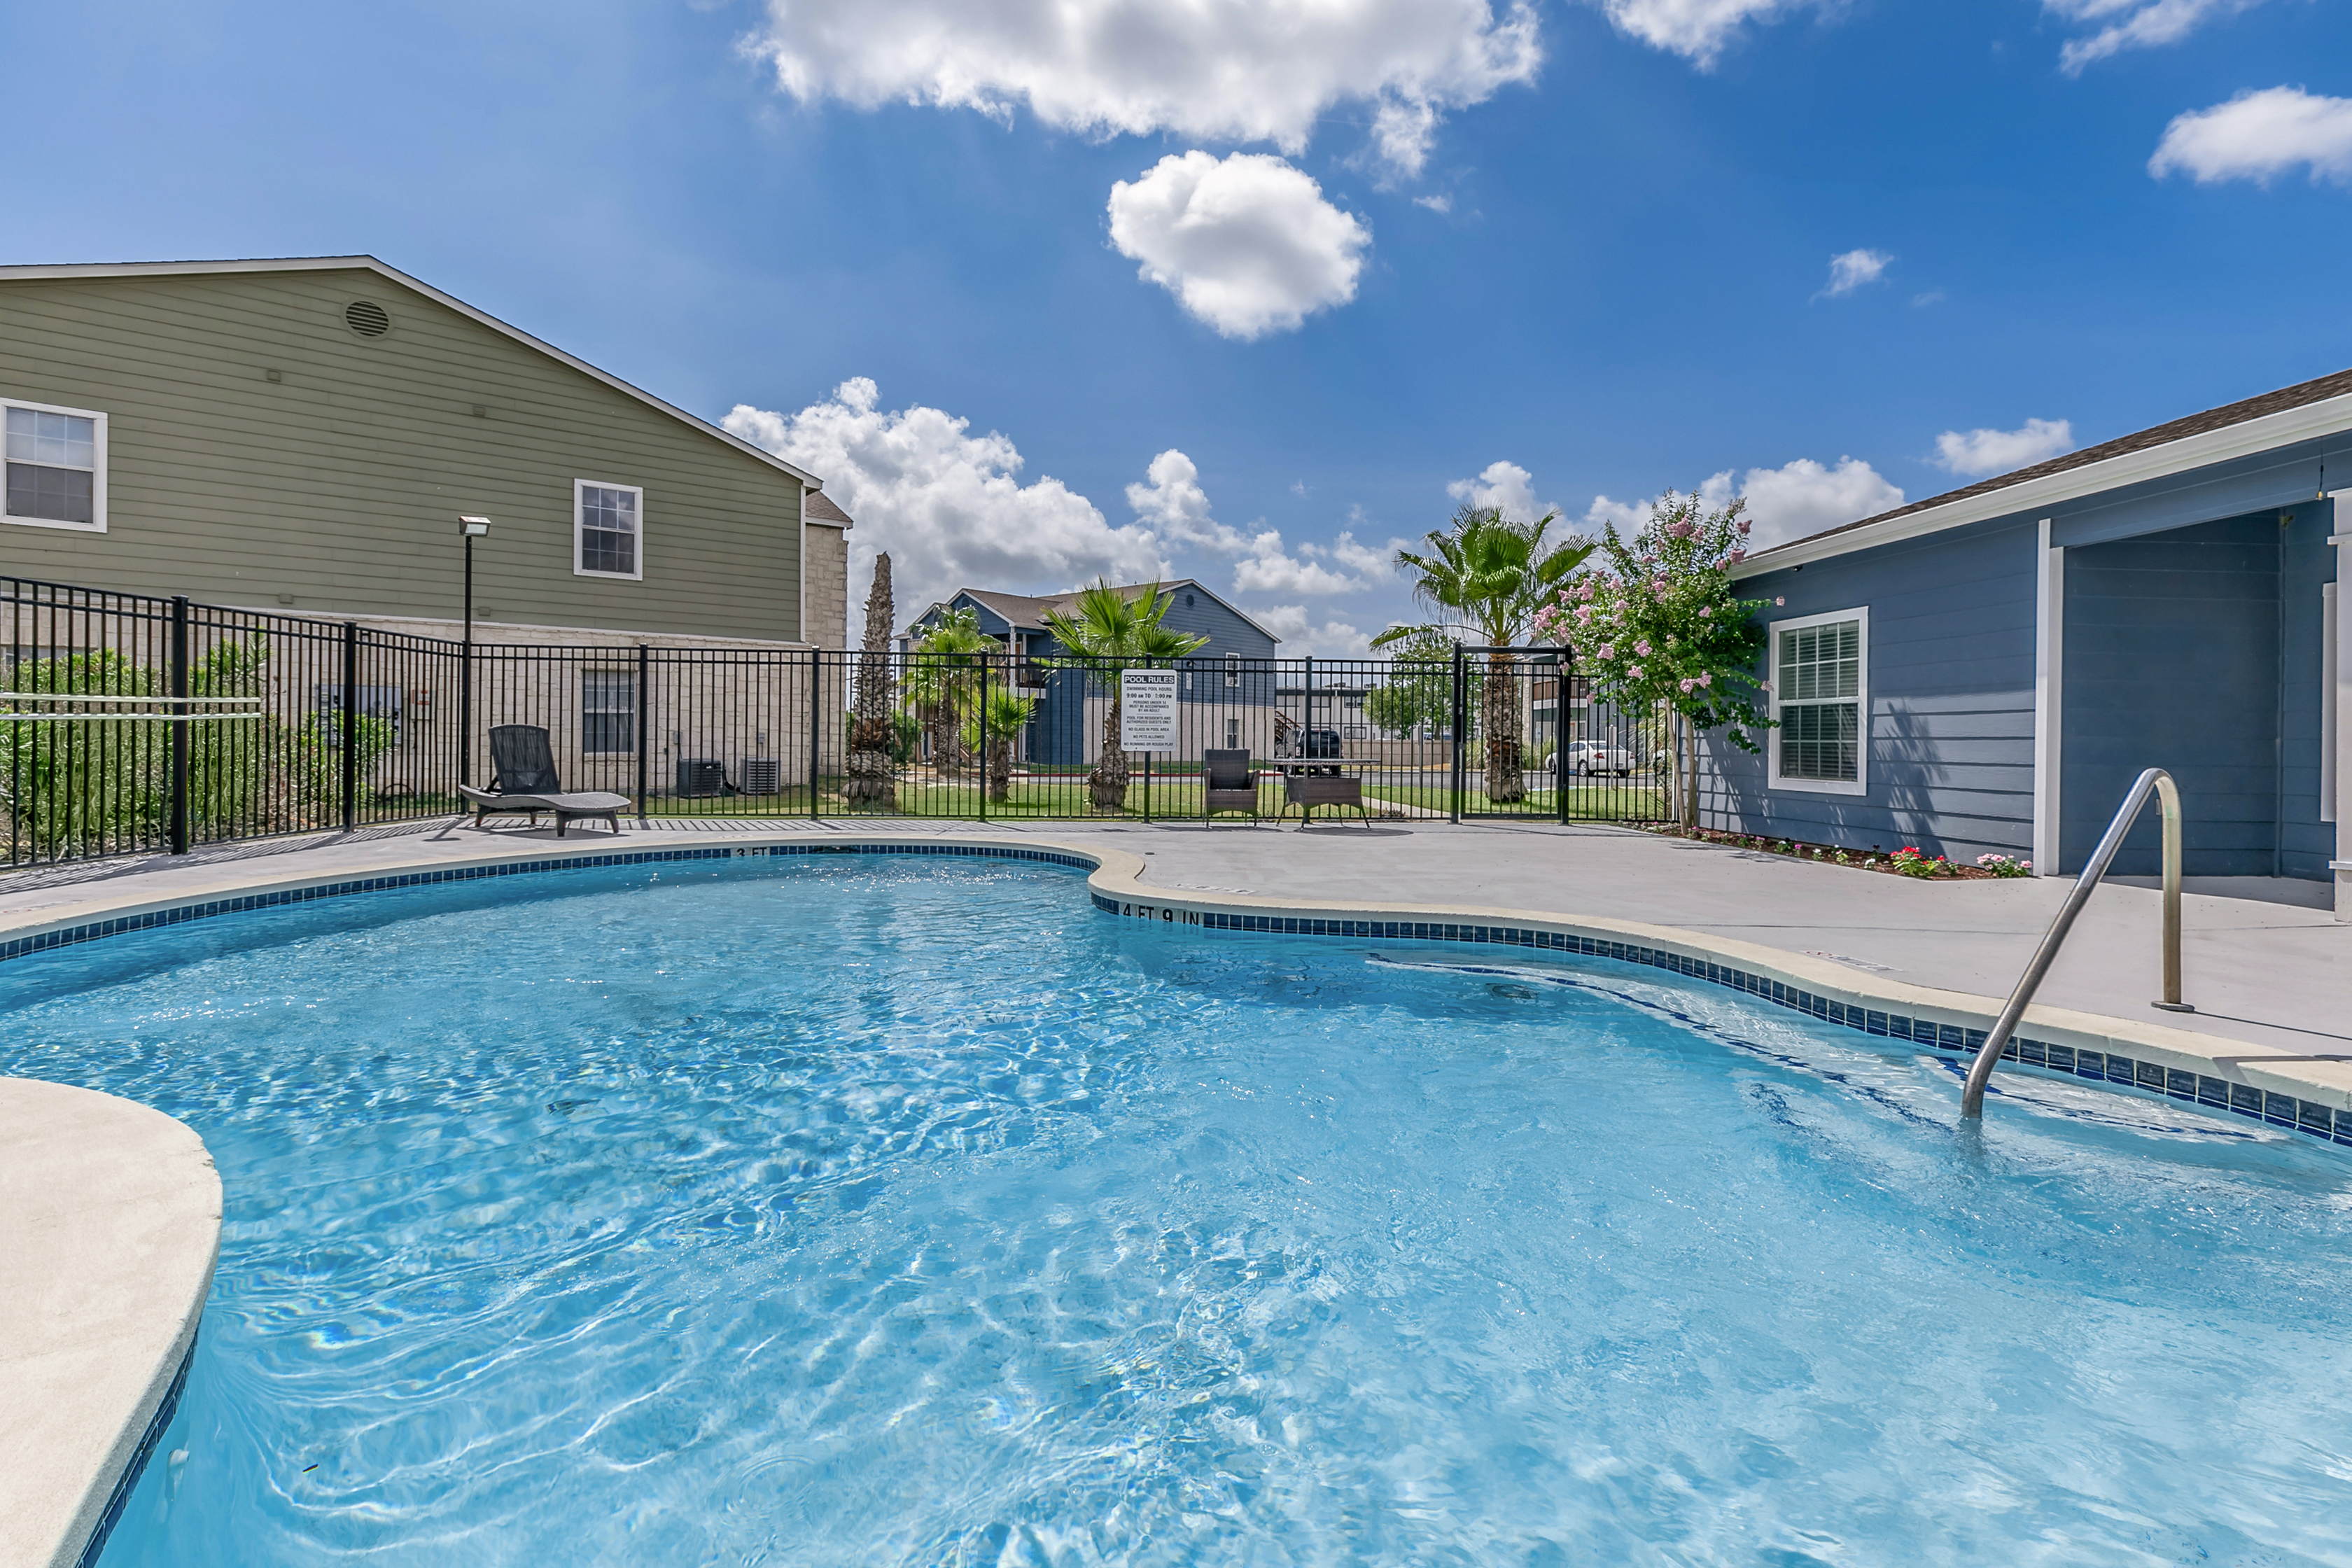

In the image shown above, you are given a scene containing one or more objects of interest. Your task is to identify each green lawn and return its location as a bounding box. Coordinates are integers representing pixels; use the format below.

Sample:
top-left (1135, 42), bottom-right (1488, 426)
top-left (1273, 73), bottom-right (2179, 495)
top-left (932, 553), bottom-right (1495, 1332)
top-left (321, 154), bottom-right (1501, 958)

top-left (1364, 783), bottom-right (1667, 821)
top-left (620, 774), bottom-right (1664, 823)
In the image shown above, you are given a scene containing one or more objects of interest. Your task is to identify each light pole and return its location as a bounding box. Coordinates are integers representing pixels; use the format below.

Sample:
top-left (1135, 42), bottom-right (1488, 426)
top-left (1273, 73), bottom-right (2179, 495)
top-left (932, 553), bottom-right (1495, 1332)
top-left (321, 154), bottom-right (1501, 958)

top-left (459, 516), bottom-right (489, 787)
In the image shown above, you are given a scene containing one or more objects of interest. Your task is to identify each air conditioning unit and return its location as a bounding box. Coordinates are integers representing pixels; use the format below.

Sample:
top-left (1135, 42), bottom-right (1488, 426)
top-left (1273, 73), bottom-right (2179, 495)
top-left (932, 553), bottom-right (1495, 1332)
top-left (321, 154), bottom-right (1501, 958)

top-left (739, 757), bottom-right (781, 795)
top-left (676, 757), bottom-right (726, 797)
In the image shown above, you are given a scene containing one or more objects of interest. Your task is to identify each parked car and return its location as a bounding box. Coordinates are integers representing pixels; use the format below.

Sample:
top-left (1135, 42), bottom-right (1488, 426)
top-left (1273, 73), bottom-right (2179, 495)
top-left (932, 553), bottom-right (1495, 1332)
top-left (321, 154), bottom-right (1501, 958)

top-left (1555, 741), bottom-right (1632, 776)
top-left (1302, 728), bottom-right (1343, 759)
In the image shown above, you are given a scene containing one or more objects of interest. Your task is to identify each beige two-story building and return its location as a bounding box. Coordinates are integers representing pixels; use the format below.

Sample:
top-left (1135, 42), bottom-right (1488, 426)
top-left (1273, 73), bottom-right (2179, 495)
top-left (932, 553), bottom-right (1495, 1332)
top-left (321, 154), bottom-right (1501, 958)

top-left (0, 256), bottom-right (852, 802)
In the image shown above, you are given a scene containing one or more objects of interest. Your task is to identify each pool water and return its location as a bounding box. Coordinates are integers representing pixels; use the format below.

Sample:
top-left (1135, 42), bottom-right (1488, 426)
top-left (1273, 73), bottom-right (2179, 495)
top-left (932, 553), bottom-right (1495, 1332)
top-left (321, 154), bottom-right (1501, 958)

top-left (6, 857), bottom-right (2349, 1566)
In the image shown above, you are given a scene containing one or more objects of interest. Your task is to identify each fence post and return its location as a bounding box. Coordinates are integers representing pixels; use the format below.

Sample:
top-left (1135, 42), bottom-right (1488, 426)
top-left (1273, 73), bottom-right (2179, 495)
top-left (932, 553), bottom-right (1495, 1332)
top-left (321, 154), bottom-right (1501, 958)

top-left (1558, 654), bottom-right (1572, 827)
top-left (808, 646), bottom-right (822, 818)
top-left (169, 595), bottom-right (190, 855)
top-left (635, 645), bottom-right (650, 822)
top-left (341, 620), bottom-right (359, 833)
top-left (1449, 640), bottom-right (1464, 825)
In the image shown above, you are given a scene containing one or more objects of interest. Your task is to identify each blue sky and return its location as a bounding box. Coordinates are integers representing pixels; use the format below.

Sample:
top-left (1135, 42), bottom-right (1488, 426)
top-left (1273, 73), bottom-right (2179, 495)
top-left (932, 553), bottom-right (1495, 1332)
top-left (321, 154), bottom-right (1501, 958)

top-left (9, 0), bottom-right (2351, 646)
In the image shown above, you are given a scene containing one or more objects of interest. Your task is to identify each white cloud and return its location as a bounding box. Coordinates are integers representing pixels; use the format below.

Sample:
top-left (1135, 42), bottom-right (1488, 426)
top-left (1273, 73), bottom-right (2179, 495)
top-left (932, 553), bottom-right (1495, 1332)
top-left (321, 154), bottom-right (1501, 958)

top-left (2149, 87), bottom-right (2352, 187)
top-left (1580, 493), bottom-right (1651, 531)
top-left (1233, 526), bottom-right (1401, 596)
top-left (1702, 457), bottom-right (1905, 549)
top-left (1414, 192), bottom-right (1455, 214)
top-left (1597, 0), bottom-right (1814, 67)
top-left (1446, 459), bottom-right (1554, 523)
top-left (1126, 448), bottom-right (1246, 551)
top-left (1108, 152), bottom-right (1372, 339)
top-left (724, 378), bottom-right (1165, 637)
top-left (1933, 417), bottom-right (2075, 477)
top-left (1818, 248), bottom-right (1893, 298)
top-left (748, 0), bottom-right (1541, 178)
top-left (1581, 457), bottom-right (1902, 550)
top-left (1245, 604), bottom-right (1376, 657)
top-left (2047, 0), bottom-right (2262, 74)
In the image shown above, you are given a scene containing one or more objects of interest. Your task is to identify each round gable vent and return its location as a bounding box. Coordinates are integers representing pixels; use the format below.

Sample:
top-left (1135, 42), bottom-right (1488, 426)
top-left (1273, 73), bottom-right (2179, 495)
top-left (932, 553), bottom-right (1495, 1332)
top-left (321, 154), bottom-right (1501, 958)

top-left (344, 300), bottom-right (391, 337)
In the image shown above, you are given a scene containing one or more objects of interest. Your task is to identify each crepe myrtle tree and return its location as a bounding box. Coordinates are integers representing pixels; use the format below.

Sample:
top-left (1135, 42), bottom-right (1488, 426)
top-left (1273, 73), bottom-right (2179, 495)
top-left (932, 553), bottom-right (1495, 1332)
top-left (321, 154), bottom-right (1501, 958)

top-left (1533, 491), bottom-right (1773, 825)
top-left (1373, 505), bottom-right (1592, 803)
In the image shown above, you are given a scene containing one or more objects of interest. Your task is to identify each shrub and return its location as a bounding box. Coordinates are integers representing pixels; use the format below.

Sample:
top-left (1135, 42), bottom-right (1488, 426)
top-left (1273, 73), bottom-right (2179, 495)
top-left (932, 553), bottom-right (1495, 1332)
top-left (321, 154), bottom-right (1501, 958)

top-left (1977, 853), bottom-right (2033, 878)
top-left (1888, 846), bottom-right (1954, 879)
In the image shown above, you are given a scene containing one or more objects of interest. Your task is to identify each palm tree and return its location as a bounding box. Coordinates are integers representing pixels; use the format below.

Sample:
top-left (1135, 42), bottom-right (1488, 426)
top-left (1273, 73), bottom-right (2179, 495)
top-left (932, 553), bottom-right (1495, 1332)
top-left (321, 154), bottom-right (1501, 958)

top-left (901, 608), bottom-right (995, 774)
top-left (1042, 580), bottom-right (1208, 811)
top-left (962, 687), bottom-right (1039, 803)
top-left (1371, 504), bottom-right (1592, 803)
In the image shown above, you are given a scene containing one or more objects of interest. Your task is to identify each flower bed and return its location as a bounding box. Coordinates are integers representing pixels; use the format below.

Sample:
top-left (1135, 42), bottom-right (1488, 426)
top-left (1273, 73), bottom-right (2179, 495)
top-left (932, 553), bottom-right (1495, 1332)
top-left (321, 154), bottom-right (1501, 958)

top-left (1643, 825), bottom-right (2032, 880)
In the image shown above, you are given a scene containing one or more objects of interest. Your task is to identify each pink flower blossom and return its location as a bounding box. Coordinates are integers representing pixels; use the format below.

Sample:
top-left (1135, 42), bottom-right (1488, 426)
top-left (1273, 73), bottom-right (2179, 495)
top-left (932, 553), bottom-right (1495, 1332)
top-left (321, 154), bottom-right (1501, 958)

top-left (1698, 671), bottom-right (1712, 686)
top-left (1697, 606), bottom-right (1713, 617)
top-left (1634, 640), bottom-right (1651, 657)
top-left (1728, 550), bottom-right (1746, 564)
top-left (1627, 664), bottom-right (1644, 679)
top-left (1736, 519), bottom-right (1751, 536)
top-left (1678, 678), bottom-right (1695, 692)
top-left (1774, 596), bottom-right (1785, 606)
top-left (1597, 644), bottom-right (1615, 659)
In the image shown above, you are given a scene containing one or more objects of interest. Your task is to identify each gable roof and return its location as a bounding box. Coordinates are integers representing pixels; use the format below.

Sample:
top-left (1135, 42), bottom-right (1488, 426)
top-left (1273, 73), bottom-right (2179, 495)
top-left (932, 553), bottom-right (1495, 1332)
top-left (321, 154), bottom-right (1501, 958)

top-left (803, 489), bottom-right (854, 527)
top-left (908, 580), bottom-right (1282, 644)
top-left (0, 255), bottom-right (828, 491)
top-left (1738, 363), bottom-right (2352, 574)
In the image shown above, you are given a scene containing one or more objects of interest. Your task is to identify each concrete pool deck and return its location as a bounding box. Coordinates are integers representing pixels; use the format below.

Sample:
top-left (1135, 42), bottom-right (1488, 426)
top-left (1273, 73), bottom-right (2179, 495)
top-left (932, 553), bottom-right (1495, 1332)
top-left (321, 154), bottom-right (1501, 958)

top-left (3, 813), bottom-right (2343, 1061)
top-left (0, 1079), bottom-right (220, 1568)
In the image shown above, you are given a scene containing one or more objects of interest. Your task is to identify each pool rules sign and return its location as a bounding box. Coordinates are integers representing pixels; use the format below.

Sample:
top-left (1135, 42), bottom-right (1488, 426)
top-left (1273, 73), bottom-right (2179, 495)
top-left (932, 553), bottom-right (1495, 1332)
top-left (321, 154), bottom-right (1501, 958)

top-left (1119, 669), bottom-right (1178, 751)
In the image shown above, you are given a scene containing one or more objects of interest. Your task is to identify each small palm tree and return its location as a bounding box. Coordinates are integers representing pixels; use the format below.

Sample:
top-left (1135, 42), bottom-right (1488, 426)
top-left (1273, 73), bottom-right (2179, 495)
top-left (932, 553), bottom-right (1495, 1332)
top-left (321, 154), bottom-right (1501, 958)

top-left (1371, 505), bottom-right (1592, 803)
top-left (962, 687), bottom-right (1038, 803)
top-left (901, 608), bottom-right (995, 774)
top-left (1043, 580), bottom-right (1208, 811)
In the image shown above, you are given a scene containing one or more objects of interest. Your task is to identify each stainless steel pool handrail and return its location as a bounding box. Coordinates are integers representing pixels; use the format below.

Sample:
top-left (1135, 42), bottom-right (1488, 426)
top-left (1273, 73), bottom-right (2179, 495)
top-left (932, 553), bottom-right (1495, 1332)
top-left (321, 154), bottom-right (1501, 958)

top-left (1959, 766), bottom-right (2185, 1120)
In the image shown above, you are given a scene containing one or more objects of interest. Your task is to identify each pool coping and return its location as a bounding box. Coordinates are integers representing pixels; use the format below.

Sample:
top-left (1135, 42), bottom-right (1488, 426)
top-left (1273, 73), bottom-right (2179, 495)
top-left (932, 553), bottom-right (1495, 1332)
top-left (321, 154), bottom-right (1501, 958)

top-left (0, 1078), bottom-right (219, 1568)
top-left (10, 827), bottom-right (2352, 1564)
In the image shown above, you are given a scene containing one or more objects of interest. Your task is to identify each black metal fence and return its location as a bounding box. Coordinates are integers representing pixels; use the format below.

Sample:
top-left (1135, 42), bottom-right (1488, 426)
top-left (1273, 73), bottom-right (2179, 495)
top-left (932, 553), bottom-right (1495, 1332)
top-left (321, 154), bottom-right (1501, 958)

top-left (2, 575), bottom-right (1671, 869)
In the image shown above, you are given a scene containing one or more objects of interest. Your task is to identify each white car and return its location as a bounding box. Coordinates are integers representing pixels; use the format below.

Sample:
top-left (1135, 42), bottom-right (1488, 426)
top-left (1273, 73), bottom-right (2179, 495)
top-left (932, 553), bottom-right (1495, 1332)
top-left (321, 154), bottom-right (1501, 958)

top-left (1555, 741), bottom-right (1632, 776)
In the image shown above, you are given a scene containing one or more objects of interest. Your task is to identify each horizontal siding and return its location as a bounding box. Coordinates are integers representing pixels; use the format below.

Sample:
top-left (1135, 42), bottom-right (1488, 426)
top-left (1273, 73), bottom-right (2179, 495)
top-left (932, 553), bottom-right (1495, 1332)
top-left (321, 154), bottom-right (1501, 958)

top-left (1705, 516), bottom-right (2038, 861)
top-left (2062, 514), bottom-right (2279, 876)
top-left (2279, 507), bottom-right (2336, 878)
top-left (0, 270), bottom-right (806, 641)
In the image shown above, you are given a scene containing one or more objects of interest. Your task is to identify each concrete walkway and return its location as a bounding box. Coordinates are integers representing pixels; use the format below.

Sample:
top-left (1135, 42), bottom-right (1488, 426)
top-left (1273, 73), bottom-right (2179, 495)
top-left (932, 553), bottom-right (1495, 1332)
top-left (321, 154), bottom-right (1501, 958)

top-left (2, 813), bottom-right (2344, 1061)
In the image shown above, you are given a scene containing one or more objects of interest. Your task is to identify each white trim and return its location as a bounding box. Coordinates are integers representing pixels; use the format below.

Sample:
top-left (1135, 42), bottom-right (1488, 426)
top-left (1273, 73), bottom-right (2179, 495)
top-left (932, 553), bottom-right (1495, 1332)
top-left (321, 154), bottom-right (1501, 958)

top-left (2332, 495), bottom-right (2351, 912)
top-left (796, 482), bottom-right (808, 644)
top-left (2324, 581), bottom-right (2338, 826)
top-left (0, 256), bottom-right (825, 489)
top-left (573, 478), bottom-right (645, 582)
top-left (1, 396), bottom-right (108, 533)
top-left (2033, 520), bottom-right (2064, 873)
top-left (1767, 606), bottom-right (1870, 797)
top-left (1733, 388), bottom-right (2352, 578)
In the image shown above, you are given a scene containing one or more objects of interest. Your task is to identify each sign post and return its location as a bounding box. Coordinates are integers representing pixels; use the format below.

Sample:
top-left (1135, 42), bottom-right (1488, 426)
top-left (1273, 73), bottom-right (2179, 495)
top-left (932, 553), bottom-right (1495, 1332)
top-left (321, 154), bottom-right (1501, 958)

top-left (1120, 668), bottom-right (1178, 822)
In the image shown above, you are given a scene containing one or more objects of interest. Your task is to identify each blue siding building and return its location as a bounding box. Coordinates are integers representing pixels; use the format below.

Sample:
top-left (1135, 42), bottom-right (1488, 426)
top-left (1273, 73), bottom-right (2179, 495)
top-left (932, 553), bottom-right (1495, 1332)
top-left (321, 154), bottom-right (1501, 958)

top-left (902, 579), bottom-right (1282, 765)
top-left (1713, 367), bottom-right (2349, 910)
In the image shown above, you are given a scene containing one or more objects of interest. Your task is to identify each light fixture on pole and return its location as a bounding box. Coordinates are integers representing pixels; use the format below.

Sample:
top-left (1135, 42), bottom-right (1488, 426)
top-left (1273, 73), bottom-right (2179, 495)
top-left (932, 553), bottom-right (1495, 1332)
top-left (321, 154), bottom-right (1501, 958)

top-left (459, 517), bottom-right (490, 788)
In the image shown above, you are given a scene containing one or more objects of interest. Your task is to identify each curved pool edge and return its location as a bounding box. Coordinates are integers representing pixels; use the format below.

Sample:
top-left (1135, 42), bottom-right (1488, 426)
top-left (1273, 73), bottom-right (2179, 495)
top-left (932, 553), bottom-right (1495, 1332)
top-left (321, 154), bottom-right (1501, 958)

top-left (6, 830), bottom-right (2350, 1563)
top-left (2, 829), bottom-right (2344, 1148)
top-left (0, 1078), bottom-right (220, 1568)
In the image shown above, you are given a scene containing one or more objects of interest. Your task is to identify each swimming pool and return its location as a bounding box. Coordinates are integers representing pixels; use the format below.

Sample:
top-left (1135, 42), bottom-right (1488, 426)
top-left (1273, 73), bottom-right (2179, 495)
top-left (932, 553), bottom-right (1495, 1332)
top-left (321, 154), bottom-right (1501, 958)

top-left (7, 855), bottom-right (2348, 1565)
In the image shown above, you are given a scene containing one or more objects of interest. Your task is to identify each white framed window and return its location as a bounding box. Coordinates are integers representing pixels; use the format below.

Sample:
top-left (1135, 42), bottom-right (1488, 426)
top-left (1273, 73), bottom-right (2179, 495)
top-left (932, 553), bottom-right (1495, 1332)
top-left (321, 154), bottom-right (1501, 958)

top-left (1769, 606), bottom-right (1869, 795)
top-left (4, 398), bottom-right (107, 533)
top-left (582, 668), bottom-right (636, 755)
top-left (574, 479), bottom-right (643, 580)
top-left (1224, 654), bottom-right (1240, 688)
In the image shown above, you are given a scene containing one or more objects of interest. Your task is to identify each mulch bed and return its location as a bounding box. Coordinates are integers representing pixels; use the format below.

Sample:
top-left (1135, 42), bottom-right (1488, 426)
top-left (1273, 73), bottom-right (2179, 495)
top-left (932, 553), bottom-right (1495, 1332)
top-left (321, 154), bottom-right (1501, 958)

top-left (1639, 825), bottom-right (2017, 880)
